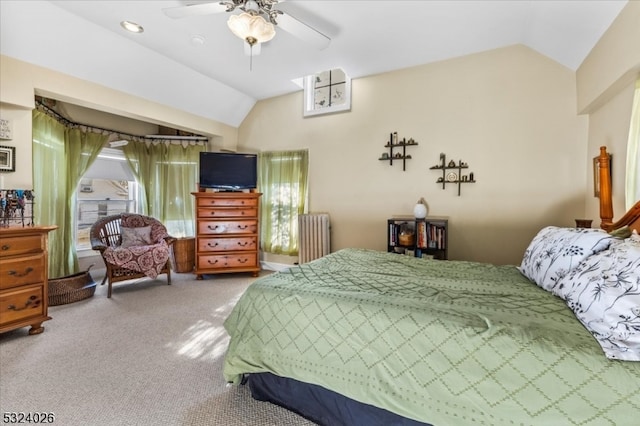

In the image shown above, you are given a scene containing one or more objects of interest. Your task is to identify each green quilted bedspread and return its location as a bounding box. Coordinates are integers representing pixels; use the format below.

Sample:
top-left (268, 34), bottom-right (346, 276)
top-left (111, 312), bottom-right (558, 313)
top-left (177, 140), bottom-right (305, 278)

top-left (223, 248), bottom-right (639, 425)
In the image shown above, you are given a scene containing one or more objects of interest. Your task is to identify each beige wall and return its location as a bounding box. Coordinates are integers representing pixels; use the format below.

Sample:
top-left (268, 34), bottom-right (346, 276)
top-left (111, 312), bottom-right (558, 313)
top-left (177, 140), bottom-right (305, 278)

top-left (0, 55), bottom-right (239, 190)
top-left (240, 45), bottom-right (588, 265)
top-left (576, 1), bottom-right (640, 115)
top-left (2, 2), bottom-right (637, 267)
top-left (577, 1), bottom-right (640, 221)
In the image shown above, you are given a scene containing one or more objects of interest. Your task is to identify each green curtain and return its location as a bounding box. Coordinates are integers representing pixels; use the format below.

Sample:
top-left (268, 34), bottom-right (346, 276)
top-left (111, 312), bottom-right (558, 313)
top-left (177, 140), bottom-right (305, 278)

top-left (258, 150), bottom-right (309, 255)
top-left (64, 127), bottom-right (107, 272)
top-left (32, 111), bottom-right (66, 278)
top-left (625, 77), bottom-right (640, 209)
top-left (124, 141), bottom-right (204, 237)
top-left (32, 111), bottom-right (106, 277)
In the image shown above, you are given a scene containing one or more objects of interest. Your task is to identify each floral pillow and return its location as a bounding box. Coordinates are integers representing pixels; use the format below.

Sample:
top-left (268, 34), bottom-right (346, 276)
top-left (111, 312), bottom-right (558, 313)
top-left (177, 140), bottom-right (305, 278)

top-left (518, 226), bottom-right (615, 294)
top-left (120, 226), bottom-right (152, 248)
top-left (556, 238), bottom-right (640, 361)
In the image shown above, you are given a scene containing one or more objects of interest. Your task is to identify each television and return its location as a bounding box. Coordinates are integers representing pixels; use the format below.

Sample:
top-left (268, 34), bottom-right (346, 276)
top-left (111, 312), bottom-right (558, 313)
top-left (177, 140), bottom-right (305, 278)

top-left (199, 152), bottom-right (258, 190)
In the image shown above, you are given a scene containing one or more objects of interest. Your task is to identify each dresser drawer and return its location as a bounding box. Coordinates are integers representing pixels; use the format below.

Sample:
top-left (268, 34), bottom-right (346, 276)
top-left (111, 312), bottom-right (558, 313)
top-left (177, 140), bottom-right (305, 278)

top-left (198, 236), bottom-right (257, 252)
top-left (197, 253), bottom-right (258, 270)
top-left (0, 254), bottom-right (45, 289)
top-left (198, 220), bottom-right (258, 235)
top-left (198, 208), bottom-right (257, 219)
top-left (0, 285), bottom-right (45, 325)
top-left (197, 197), bottom-right (258, 208)
top-left (0, 235), bottom-right (43, 258)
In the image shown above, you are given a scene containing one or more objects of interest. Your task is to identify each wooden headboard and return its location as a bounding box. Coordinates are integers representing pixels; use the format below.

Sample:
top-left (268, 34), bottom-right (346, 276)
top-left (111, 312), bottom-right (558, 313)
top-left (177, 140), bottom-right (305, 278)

top-left (598, 146), bottom-right (640, 233)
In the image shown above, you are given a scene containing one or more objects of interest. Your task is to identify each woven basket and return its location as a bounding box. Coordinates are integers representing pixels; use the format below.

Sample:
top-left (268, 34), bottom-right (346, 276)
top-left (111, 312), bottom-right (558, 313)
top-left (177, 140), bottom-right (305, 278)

top-left (170, 237), bottom-right (195, 273)
top-left (48, 266), bottom-right (96, 306)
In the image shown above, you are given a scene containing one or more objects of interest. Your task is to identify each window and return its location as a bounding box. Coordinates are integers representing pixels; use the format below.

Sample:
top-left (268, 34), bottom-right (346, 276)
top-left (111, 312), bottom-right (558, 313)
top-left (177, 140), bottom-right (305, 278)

top-left (303, 67), bottom-right (351, 117)
top-left (75, 148), bottom-right (139, 251)
top-left (258, 150), bottom-right (309, 255)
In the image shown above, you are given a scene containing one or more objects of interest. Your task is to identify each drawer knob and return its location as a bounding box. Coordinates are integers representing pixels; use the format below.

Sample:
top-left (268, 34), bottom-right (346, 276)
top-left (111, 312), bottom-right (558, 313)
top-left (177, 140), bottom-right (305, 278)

top-left (238, 242), bottom-right (248, 247)
top-left (207, 259), bottom-right (219, 265)
top-left (237, 225), bottom-right (248, 230)
top-left (8, 267), bottom-right (34, 277)
top-left (238, 258), bottom-right (248, 264)
top-left (8, 296), bottom-right (38, 311)
top-left (207, 242), bottom-right (219, 247)
top-left (1, 244), bottom-right (10, 251)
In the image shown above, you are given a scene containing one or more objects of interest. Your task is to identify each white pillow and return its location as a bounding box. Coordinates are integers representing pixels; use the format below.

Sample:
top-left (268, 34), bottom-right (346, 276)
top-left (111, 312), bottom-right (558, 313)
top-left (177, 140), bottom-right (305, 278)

top-left (518, 226), bottom-right (615, 294)
top-left (556, 238), bottom-right (640, 361)
top-left (120, 226), bottom-right (152, 248)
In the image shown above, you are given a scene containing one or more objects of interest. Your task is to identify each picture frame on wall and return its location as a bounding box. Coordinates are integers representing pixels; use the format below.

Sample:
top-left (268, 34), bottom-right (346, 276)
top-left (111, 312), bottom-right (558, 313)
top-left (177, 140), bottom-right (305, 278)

top-left (0, 145), bottom-right (16, 172)
top-left (0, 119), bottom-right (12, 140)
top-left (593, 153), bottom-right (612, 198)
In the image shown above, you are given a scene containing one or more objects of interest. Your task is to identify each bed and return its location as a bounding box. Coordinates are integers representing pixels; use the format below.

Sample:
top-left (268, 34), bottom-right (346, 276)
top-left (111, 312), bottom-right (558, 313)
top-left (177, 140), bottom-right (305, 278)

top-left (222, 146), bottom-right (640, 425)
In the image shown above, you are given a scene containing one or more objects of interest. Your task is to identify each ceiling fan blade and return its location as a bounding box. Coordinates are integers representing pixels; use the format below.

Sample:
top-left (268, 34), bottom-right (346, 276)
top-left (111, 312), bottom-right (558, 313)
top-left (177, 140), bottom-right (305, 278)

top-left (276, 10), bottom-right (331, 50)
top-left (162, 2), bottom-right (227, 19)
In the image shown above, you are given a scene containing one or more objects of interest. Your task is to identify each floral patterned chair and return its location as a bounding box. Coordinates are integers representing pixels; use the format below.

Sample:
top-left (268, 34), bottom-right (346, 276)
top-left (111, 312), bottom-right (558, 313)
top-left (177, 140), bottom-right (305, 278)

top-left (90, 213), bottom-right (176, 298)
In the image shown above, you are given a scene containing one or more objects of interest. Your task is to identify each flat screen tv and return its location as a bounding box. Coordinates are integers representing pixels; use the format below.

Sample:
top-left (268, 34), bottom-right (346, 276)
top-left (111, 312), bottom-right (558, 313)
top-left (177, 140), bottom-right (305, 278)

top-left (199, 152), bottom-right (258, 191)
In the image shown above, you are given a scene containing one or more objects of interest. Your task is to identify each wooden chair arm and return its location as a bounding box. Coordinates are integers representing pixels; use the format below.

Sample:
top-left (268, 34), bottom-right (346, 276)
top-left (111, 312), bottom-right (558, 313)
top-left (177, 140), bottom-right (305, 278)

top-left (90, 238), bottom-right (108, 253)
top-left (164, 236), bottom-right (177, 247)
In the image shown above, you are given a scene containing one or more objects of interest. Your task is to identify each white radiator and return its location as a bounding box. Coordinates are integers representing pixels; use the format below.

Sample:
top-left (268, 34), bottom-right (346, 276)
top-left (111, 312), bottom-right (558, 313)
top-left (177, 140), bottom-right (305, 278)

top-left (298, 213), bottom-right (331, 264)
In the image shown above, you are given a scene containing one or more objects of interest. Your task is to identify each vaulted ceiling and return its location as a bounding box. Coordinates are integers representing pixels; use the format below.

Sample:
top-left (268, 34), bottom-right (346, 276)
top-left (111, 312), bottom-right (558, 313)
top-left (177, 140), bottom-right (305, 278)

top-left (0, 1), bottom-right (628, 127)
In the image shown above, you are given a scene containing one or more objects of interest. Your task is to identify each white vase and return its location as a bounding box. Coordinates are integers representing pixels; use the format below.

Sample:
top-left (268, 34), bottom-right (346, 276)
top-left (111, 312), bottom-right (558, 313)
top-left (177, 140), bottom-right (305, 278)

top-left (414, 202), bottom-right (427, 219)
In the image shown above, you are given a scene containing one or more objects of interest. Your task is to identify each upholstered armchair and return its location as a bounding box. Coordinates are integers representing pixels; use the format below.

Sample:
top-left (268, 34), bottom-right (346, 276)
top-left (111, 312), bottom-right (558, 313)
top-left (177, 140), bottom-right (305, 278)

top-left (90, 213), bottom-right (176, 298)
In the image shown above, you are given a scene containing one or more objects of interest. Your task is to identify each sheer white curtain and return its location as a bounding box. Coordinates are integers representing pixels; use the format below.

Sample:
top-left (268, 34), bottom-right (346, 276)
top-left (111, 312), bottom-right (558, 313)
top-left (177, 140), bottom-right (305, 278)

top-left (626, 77), bottom-right (640, 209)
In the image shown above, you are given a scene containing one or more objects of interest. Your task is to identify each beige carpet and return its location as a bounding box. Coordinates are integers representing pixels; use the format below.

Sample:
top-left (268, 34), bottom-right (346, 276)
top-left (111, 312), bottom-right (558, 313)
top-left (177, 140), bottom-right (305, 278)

top-left (0, 270), bottom-right (315, 426)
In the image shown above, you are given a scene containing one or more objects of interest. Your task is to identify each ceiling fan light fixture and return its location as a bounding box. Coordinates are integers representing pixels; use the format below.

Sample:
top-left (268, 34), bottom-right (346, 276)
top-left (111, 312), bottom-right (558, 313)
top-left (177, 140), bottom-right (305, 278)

top-left (227, 12), bottom-right (275, 44)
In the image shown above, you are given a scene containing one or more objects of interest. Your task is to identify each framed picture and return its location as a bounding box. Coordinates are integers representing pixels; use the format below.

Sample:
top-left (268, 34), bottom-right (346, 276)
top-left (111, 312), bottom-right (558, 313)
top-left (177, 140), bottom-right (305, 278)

top-left (593, 153), bottom-right (612, 198)
top-left (303, 67), bottom-right (351, 117)
top-left (0, 119), bottom-right (11, 140)
top-left (0, 145), bottom-right (16, 172)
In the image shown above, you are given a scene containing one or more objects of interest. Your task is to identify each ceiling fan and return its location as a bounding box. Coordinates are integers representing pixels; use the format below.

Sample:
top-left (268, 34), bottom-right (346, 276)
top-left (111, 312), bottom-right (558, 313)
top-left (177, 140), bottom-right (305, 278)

top-left (162, 0), bottom-right (331, 56)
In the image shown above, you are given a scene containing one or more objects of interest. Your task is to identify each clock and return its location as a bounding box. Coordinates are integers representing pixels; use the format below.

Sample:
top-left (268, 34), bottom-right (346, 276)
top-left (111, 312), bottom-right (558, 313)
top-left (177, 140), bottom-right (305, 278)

top-left (446, 172), bottom-right (458, 182)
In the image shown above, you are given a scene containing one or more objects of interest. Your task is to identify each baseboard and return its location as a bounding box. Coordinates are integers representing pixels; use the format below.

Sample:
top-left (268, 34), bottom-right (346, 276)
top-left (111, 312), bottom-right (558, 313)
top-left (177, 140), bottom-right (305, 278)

top-left (260, 261), bottom-right (294, 272)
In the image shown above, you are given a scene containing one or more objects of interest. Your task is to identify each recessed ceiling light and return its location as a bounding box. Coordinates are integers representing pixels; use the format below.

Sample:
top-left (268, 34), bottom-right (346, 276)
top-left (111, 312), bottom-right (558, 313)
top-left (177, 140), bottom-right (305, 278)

top-left (120, 20), bottom-right (144, 33)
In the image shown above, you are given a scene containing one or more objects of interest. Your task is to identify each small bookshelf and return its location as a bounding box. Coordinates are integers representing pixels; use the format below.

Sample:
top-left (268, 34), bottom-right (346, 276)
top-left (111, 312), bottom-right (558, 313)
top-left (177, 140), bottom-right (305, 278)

top-left (387, 217), bottom-right (448, 260)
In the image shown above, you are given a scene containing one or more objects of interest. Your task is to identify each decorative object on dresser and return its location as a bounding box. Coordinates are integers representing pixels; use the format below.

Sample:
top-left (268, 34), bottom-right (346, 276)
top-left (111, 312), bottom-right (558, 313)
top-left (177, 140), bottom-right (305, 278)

top-left (0, 226), bottom-right (57, 335)
top-left (388, 217), bottom-right (448, 260)
top-left (0, 189), bottom-right (35, 228)
top-left (191, 190), bottom-right (262, 279)
top-left (90, 214), bottom-right (176, 298)
top-left (429, 153), bottom-right (475, 196)
top-left (378, 132), bottom-right (418, 171)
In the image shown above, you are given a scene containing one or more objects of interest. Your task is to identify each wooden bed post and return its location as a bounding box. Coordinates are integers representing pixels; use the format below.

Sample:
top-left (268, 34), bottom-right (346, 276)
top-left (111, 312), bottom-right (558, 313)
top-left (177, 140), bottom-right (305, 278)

top-left (598, 146), bottom-right (614, 230)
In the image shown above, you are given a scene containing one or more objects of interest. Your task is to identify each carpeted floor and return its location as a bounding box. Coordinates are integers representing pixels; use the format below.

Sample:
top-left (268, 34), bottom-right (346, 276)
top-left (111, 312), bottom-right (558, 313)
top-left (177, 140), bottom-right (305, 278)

top-left (0, 270), bottom-right (315, 426)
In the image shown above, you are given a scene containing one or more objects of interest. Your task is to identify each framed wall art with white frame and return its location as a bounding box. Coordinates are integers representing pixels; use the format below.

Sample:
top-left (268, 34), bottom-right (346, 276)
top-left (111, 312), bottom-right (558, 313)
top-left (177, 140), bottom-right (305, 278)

top-left (0, 145), bottom-right (16, 172)
top-left (303, 68), bottom-right (352, 117)
top-left (0, 119), bottom-right (12, 140)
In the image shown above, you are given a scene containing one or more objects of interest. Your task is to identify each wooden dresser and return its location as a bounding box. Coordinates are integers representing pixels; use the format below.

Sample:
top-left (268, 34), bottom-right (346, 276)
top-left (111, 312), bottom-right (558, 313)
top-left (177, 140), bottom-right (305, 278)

top-left (0, 226), bottom-right (56, 335)
top-left (191, 191), bottom-right (261, 279)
